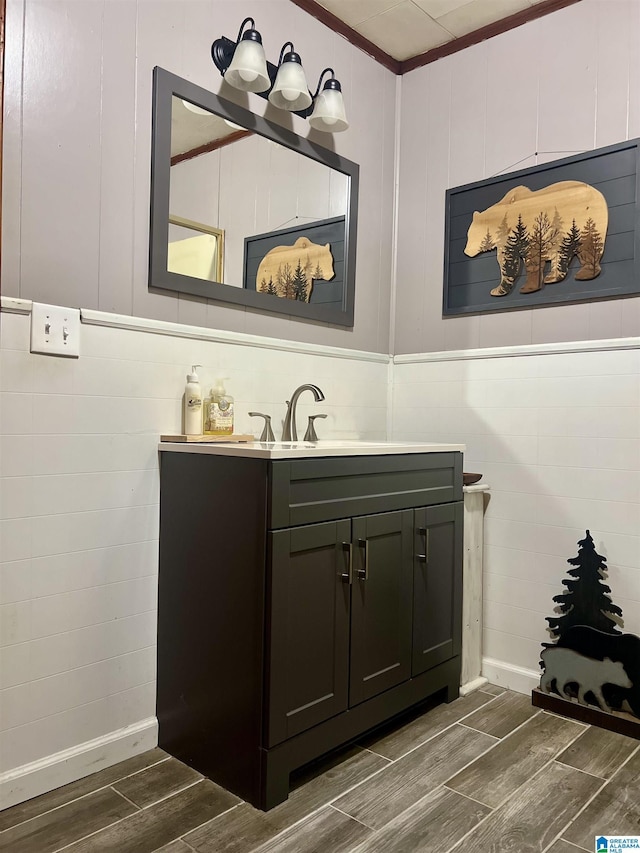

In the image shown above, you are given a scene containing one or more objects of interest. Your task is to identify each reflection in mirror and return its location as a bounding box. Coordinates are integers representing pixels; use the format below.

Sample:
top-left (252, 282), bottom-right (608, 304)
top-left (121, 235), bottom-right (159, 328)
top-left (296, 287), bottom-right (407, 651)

top-left (167, 215), bottom-right (224, 283)
top-left (169, 95), bottom-right (349, 292)
top-left (150, 68), bottom-right (359, 327)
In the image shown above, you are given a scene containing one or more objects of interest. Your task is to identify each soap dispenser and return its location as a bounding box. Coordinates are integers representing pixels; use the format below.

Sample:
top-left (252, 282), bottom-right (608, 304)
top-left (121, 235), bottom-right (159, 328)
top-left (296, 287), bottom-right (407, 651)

top-left (204, 378), bottom-right (234, 436)
top-left (184, 365), bottom-right (203, 435)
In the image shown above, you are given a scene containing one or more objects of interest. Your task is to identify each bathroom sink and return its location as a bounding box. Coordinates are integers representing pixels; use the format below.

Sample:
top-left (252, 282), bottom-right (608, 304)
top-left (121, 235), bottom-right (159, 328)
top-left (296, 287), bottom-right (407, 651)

top-left (159, 439), bottom-right (465, 459)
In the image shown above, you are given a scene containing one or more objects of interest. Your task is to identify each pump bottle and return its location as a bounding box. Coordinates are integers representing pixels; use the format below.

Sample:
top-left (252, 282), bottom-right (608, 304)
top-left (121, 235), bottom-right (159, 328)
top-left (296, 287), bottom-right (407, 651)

top-left (204, 378), bottom-right (234, 436)
top-left (184, 365), bottom-right (203, 435)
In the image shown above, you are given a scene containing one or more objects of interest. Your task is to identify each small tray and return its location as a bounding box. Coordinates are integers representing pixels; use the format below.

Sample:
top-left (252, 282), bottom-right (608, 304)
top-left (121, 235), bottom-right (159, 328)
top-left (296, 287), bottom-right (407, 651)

top-left (160, 434), bottom-right (255, 443)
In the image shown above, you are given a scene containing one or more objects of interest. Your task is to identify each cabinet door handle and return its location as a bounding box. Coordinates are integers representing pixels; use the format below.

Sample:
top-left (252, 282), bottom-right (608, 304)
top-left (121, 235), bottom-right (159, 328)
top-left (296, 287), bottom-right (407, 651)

top-left (358, 538), bottom-right (369, 581)
top-left (341, 542), bottom-right (353, 584)
top-left (417, 527), bottom-right (429, 564)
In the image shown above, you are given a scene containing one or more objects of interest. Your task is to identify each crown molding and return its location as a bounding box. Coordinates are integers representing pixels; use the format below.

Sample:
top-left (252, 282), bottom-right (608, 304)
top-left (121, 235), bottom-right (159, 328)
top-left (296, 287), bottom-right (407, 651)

top-left (290, 0), bottom-right (583, 76)
top-left (400, 0), bottom-right (583, 73)
top-left (289, 0), bottom-right (401, 74)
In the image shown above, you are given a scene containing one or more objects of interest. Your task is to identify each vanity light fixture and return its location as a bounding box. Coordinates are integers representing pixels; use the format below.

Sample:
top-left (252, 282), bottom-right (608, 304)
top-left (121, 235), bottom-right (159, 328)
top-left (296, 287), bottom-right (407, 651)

top-left (309, 68), bottom-right (349, 133)
top-left (211, 18), bottom-right (348, 132)
top-left (215, 17), bottom-right (270, 94)
top-left (268, 43), bottom-right (312, 112)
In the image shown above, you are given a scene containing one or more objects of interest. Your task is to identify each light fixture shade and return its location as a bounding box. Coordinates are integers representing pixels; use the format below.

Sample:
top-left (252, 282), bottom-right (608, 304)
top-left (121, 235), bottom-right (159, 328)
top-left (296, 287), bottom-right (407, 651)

top-left (182, 99), bottom-right (212, 116)
top-left (225, 36), bottom-right (270, 93)
top-left (268, 57), bottom-right (312, 111)
top-left (309, 83), bottom-right (348, 132)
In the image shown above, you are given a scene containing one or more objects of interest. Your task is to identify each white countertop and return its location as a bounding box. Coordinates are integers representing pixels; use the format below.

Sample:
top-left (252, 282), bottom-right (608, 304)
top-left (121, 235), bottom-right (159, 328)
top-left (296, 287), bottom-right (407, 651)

top-left (159, 439), bottom-right (465, 460)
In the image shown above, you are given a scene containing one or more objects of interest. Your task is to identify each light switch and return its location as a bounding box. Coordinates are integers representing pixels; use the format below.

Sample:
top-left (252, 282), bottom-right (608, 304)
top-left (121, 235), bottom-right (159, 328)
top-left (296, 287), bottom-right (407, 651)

top-left (30, 303), bottom-right (80, 357)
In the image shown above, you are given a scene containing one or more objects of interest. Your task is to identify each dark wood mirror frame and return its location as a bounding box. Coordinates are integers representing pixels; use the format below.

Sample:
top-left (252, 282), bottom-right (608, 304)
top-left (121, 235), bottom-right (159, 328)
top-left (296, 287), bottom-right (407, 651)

top-left (149, 67), bottom-right (359, 327)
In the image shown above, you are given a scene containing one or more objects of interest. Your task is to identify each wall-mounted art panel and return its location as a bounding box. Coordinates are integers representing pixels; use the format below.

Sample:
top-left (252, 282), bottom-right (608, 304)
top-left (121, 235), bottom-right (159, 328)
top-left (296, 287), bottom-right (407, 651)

top-left (243, 217), bottom-right (344, 311)
top-left (443, 139), bottom-right (640, 316)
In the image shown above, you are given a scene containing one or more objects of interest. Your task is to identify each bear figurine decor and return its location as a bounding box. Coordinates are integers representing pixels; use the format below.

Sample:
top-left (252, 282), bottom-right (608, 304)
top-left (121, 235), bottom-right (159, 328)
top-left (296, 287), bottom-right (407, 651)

top-left (534, 530), bottom-right (640, 737)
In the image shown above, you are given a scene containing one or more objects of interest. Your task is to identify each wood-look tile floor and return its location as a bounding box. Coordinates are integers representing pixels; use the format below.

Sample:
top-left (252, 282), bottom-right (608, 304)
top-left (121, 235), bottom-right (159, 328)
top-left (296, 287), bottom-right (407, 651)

top-left (2, 687), bottom-right (638, 853)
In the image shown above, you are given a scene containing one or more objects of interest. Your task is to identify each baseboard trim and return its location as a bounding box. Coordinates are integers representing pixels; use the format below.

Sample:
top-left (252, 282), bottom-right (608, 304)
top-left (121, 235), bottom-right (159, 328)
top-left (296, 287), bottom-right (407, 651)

top-left (0, 717), bottom-right (158, 810)
top-left (482, 657), bottom-right (540, 695)
top-left (460, 676), bottom-right (489, 696)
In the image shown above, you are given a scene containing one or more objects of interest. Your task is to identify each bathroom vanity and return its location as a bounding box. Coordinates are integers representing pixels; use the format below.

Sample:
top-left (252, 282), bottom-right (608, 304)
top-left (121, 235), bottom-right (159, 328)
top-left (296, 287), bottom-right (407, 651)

top-left (157, 441), bottom-right (464, 809)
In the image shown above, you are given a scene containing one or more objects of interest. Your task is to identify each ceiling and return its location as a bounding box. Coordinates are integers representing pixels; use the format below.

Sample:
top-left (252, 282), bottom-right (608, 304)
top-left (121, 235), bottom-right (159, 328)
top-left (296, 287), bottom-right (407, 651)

top-left (171, 97), bottom-right (241, 158)
top-left (302, 0), bottom-right (573, 66)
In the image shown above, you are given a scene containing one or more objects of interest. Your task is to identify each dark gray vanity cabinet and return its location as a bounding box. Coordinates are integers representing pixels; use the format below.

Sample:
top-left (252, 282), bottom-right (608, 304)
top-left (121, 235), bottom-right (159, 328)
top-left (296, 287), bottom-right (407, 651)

top-left (157, 449), bottom-right (463, 811)
top-left (412, 502), bottom-right (463, 677)
top-left (266, 520), bottom-right (351, 746)
top-left (267, 509), bottom-right (415, 747)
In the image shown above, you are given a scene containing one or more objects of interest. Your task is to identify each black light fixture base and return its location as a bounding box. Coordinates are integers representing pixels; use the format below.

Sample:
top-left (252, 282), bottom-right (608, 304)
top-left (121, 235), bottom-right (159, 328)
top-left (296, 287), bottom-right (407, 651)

top-left (211, 37), bottom-right (236, 75)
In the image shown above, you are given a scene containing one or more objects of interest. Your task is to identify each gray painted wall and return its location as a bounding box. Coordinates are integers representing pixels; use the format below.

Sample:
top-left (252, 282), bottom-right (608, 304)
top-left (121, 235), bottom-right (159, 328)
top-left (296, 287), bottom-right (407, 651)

top-left (5, 1), bottom-right (639, 358)
top-left (394, 0), bottom-right (640, 355)
top-left (2, 0), bottom-right (396, 354)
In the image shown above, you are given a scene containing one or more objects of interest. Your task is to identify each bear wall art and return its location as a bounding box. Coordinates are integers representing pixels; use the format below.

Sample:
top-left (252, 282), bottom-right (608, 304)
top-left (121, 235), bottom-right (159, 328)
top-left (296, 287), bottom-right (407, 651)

top-left (443, 138), bottom-right (640, 316)
top-left (244, 216), bottom-right (345, 311)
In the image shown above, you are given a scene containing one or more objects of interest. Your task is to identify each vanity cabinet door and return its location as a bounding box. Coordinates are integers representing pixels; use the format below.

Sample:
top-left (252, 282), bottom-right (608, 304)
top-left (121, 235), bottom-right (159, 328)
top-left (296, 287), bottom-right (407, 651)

top-left (266, 519), bottom-right (351, 747)
top-left (349, 510), bottom-right (414, 707)
top-left (412, 502), bottom-right (463, 677)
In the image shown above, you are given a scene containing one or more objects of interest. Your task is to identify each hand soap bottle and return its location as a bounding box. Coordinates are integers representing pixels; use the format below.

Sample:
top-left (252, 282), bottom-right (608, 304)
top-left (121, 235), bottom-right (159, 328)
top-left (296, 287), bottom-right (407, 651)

top-left (204, 378), bottom-right (234, 436)
top-left (184, 365), bottom-right (203, 435)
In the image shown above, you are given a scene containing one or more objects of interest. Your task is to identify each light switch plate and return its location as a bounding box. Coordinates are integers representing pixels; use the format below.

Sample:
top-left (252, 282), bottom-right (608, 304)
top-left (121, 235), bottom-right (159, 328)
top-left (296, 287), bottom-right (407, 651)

top-left (30, 303), bottom-right (80, 357)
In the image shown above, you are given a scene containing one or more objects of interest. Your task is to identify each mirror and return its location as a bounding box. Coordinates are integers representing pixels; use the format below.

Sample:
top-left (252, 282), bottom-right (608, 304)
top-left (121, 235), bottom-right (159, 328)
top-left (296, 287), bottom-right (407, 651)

top-left (150, 67), bottom-right (359, 326)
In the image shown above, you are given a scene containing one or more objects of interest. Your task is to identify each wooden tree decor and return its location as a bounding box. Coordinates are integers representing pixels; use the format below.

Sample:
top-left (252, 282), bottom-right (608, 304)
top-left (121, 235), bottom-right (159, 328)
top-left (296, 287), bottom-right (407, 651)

top-left (256, 237), bottom-right (335, 303)
top-left (243, 216), bottom-right (346, 313)
top-left (443, 138), bottom-right (640, 317)
top-left (464, 181), bottom-right (608, 297)
top-left (545, 529), bottom-right (622, 640)
top-left (533, 531), bottom-right (640, 738)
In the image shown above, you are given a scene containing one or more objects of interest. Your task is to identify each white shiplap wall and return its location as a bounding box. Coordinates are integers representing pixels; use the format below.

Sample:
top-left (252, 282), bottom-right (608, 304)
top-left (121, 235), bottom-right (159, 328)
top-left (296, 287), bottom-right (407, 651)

top-left (0, 305), bottom-right (388, 806)
top-left (392, 345), bottom-right (640, 691)
top-left (391, 0), bottom-right (640, 693)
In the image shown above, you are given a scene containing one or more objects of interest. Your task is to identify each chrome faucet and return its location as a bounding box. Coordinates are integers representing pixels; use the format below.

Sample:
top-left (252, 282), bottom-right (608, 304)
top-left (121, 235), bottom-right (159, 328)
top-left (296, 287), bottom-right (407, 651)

top-left (282, 384), bottom-right (325, 441)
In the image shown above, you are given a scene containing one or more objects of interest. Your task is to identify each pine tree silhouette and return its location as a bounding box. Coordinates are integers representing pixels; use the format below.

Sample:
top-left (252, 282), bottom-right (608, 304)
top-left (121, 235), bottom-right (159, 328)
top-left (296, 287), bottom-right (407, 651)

top-left (546, 530), bottom-right (623, 644)
top-left (558, 219), bottom-right (582, 276)
top-left (280, 262), bottom-right (295, 300)
top-left (500, 214), bottom-right (529, 284)
top-left (495, 213), bottom-right (511, 248)
top-left (479, 229), bottom-right (495, 252)
top-left (550, 207), bottom-right (564, 248)
top-left (292, 259), bottom-right (309, 302)
top-left (546, 208), bottom-right (565, 278)
top-left (578, 218), bottom-right (604, 278)
top-left (512, 214), bottom-right (529, 256)
top-left (526, 210), bottom-right (558, 291)
top-left (266, 275), bottom-right (277, 296)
